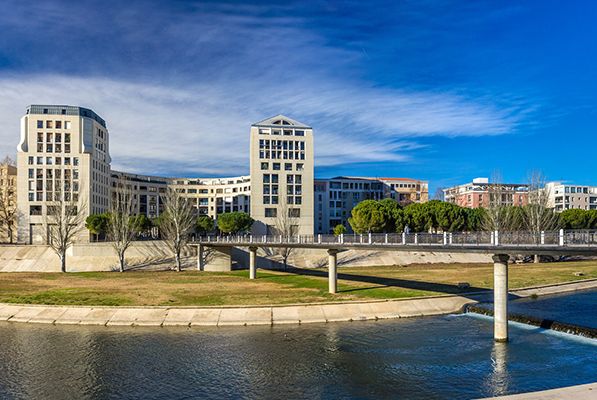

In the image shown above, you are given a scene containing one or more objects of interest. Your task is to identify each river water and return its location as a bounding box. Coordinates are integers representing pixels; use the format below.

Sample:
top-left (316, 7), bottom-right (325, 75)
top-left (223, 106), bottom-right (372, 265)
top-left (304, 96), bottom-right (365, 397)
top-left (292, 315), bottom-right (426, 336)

top-left (0, 312), bottom-right (595, 399)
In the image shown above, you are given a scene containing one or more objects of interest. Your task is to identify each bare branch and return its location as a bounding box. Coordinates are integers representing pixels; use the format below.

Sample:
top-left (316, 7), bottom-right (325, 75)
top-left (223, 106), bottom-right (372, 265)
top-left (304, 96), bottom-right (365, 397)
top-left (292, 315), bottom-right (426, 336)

top-left (159, 188), bottom-right (196, 271)
top-left (109, 180), bottom-right (137, 272)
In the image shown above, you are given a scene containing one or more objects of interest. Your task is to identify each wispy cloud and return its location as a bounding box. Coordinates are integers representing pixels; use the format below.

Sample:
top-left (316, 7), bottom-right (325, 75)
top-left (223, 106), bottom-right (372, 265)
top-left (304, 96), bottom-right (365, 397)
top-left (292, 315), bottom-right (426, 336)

top-left (0, 0), bottom-right (535, 178)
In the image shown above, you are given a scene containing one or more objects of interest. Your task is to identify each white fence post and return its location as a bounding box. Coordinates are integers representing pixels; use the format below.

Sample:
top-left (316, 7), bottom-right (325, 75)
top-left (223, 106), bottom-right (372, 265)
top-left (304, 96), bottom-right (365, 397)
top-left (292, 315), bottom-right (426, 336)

top-left (360, 234), bottom-right (363, 244)
top-left (494, 230), bottom-right (500, 246)
top-left (402, 232), bottom-right (406, 245)
top-left (415, 233), bottom-right (418, 245)
top-left (540, 231), bottom-right (545, 245)
top-left (449, 233), bottom-right (453, 245)
top-left (385, 233), bottom-right (388, 244)
top-left (443, 232), bottom-right (447, 245)
top-left (368, 232), bottom-right (372, 244)
top-left (318, 234), bottom-right (321, 244)
top-left (559, 229), bottom-right (565, 246)
top-left (340, 233), bottom-right (344, 244)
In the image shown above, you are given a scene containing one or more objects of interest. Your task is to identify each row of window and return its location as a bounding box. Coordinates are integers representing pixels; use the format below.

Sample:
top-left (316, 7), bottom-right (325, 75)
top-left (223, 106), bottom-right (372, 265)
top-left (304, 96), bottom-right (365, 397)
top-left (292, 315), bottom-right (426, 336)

top-left (29, 168), bottom-right (79, 180)
top-left (28, 156), bottom-right (79, 166)
top-left (264, 208), bottom-right (301, 218)
top-left (263, 195), bottom-right (303, 205)
top-left (258, 150), bottom-right (305, 160)
top-left (258, 128), bottom-right (305, 136)
top-left (37, 132), bottom-right (71, 143)
top-left (259, 139), bottom-right (305, 150)
top-left (36, 120), bottom-right (72, 129)
top-left (260, 162), bottom-right (304, 171)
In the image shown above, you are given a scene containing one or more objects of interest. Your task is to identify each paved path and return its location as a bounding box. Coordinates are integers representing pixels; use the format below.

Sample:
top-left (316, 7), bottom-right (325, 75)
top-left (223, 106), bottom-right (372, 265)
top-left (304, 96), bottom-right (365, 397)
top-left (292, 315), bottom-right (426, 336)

top-left (479, 382), bottom-right (596, 399)
top-left (0, 279), bottom-right (595, 327)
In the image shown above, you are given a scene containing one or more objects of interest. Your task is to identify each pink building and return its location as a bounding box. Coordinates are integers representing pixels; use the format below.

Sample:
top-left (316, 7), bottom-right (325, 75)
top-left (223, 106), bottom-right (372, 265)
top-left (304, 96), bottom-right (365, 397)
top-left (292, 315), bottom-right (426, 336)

top-left (443, 177), bottom-right (528, 209)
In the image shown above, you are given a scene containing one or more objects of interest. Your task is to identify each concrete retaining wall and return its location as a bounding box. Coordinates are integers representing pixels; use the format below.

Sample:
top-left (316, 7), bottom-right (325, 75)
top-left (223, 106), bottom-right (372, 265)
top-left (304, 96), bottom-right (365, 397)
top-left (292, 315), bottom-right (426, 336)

top-left (0, 241), bottom-right (493, 273)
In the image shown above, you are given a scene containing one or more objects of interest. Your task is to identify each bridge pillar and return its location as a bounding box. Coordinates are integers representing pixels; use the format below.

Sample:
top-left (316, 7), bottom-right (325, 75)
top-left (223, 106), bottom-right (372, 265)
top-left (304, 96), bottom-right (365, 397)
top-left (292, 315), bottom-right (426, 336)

top-left (328, 249), bottom-right (339, 294)
top-left (249, 246), bottom-right (257, 279)
top-left (493, 254), bottom-right (509, 342)
top-left (197, 244), bottom-right (204, 271)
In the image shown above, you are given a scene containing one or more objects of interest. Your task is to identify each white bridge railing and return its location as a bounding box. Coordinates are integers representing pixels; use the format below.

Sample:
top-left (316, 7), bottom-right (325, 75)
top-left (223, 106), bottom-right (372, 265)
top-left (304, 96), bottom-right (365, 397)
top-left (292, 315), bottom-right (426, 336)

top-left (194, 230), bottom-right (597, 248)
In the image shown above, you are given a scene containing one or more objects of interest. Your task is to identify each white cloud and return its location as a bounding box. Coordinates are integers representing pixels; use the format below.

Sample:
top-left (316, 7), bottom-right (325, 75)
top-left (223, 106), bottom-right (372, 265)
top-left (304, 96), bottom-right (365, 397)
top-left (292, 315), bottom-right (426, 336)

top-left (0, 74), bottom-right (527, 177)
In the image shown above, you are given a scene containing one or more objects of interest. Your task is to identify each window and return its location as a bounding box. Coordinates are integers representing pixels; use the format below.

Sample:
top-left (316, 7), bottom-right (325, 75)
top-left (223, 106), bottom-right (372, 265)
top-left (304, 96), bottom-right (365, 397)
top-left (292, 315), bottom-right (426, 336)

top-left (65, 121), bottom-right (71, 130)
top-left (285, 163), bottom-right (292, 171)
top-left (271, 196), bottom-right (278, 204)
top-left (296, 163), bottom-right (304, 171)
top-left (295, 196), bottom-right (302, 205)
top-left (263, 174), bottom-right (270, 184)
top-left (65, 144), bottom-right (71, 153)
top-left (272, 129), bottom-right (281, 135)
top-left (289, 208), bottom-right (300, 218)
top-left (283, 130), bottom-right (292, 136)
top-left (265, 208), bottom-right (277, 217)
top-left (37, 120), bottom-right (43, 129)
top-left (46, 120), bottom-right (53, 129)
top-left (55, 121), bottom-right (62, 129)
top-left (271, 174), bottom-right (279, 183)
top-left (273, 163), bottom-right (280, 170)
top-left (30, 206), bottom-right (42, 216)
top-left (64, 133), bottom-right (71, 143)
top-left (28, 156), bottom-right (34, 165)
top-left (261, 162), bottom-right (268, 170)
top-left (295, 130), bottom-right (304, 136)
top-left (263, 196), bottom-right (270, 204)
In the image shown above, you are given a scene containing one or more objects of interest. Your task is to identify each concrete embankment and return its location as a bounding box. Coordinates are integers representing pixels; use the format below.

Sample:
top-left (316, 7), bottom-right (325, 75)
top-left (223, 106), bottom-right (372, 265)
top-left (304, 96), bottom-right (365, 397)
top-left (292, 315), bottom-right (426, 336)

top-left (0, 241), bottom-right (492, 272)
top-left (1, 279), bottom-right (595, 328)
top-left (478, 382), bottom-right (597, 400)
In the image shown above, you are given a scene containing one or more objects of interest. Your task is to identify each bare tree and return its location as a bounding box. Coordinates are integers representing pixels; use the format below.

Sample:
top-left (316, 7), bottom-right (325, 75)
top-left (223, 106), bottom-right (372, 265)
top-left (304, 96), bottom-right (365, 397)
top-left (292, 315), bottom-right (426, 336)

top-left (0, 157), bottom-right (17, 243)
top-left (108, 181), bottom-right (138, 272)
top-left (44, 172), bottom-right (86, 273)
top-left (483, 171), bottom-right (521, 232)
top-left (273, 198), bottom-right (300, 270)
top-left (522, 171), bottom-right (559, 262)
top-left (159, 188), bottom-right (196, 272)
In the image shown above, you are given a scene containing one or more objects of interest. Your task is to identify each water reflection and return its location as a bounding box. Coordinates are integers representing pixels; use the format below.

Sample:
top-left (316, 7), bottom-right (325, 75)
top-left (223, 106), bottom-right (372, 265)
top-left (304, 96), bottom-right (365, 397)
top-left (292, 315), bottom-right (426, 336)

top-left (0, 315), bottom-right (595, 400)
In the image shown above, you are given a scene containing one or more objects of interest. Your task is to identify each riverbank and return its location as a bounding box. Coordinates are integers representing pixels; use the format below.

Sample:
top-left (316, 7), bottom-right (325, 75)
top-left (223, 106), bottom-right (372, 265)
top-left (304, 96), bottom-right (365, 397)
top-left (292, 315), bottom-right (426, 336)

top-left (1, 278), bottom-right (596, 327)
top-left (1, 261), bottom-right (596, 306)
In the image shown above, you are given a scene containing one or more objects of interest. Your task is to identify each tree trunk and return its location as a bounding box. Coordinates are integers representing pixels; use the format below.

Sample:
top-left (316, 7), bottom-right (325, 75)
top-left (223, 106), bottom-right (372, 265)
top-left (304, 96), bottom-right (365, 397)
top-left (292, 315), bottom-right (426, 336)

top-left (175, 253), bottom-right (181, 272)
top-left (60, 254), bottom-right (66, 273)
top-left (119, 253), bottom-right (125, 272)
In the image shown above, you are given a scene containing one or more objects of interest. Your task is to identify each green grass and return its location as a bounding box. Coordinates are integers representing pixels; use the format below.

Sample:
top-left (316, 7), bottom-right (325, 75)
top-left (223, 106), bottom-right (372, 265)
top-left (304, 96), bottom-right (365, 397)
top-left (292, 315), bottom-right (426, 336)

top-left (0, 260), bottom-right (595, 307)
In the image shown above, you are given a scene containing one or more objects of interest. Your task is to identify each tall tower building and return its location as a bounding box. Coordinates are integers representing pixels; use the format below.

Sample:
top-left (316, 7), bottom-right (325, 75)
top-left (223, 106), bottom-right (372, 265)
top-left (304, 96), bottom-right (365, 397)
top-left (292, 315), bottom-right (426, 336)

top-left (16, 105), bottom-right (111, 244)
top-left (250, 115), bottom-right (314, 236)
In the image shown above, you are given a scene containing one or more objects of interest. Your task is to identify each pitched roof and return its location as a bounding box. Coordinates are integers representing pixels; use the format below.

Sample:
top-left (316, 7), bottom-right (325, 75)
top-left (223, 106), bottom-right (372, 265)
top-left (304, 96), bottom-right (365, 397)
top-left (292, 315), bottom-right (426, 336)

top-left (252, 114), bottom-right (311, 128)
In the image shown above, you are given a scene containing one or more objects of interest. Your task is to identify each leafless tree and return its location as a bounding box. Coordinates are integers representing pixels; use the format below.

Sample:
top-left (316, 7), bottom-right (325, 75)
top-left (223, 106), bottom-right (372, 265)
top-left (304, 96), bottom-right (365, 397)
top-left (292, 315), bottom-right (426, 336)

top-left (44, 172), bottom-right (86, 272)
top-left (159, 188), bottom-right (196, 271)
top-left (0, 157), bottom-right (17, 243)
top-left (483, 170), bottom-right (521, 232)
top-left (522, 171), bottom-right (559, 262)
top-left (273, 198), bottom-right (300, 270)
top-left (108, 181), bottom-right (138, 272)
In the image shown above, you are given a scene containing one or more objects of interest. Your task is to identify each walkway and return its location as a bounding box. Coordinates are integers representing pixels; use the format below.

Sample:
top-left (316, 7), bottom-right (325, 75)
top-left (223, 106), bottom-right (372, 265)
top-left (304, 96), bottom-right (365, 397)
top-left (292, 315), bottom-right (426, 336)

top-left (480, 382), bottom-right (596, 399)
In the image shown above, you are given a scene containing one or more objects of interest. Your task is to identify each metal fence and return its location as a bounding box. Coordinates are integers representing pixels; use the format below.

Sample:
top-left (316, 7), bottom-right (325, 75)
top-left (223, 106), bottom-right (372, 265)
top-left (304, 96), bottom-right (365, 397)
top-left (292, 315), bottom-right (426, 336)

top-left (194, 230), bottom-right (597, 248)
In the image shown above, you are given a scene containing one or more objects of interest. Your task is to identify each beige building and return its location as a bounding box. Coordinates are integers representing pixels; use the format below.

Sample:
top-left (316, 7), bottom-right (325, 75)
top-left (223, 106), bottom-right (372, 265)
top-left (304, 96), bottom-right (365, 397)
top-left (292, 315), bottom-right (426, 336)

top-left (443, 177), bottom-right (528, 209)
top-left (16, 105), bottom-right (111, 244)
top-left (250, 115), bottom-right (314, 236)
top-left (0, 162), bottom-right (17, 243)
top-left (546, 182), bottom-right (597, 211)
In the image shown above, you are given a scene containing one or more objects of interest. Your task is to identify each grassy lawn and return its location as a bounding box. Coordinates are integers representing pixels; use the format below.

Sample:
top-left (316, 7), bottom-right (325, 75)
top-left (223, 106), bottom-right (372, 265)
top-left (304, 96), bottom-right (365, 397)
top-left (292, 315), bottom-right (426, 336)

top-left (0, 260), bottom-right (595, 307)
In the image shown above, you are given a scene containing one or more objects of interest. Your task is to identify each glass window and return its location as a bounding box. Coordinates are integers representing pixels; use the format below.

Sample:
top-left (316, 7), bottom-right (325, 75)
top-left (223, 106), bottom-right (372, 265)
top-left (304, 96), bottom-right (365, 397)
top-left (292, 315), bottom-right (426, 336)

top-left (263, 174), bottom-right (270, 183)
top-left (46, 120), bottom-right (53, 129)
top-left (261, 162), bottom-right (268, 170)
top-left (285, 163), bottom-right (292, 171)
top-left (55, 121), bottom-right (62, 129)
top-left (37, 120), bottom-right (43, 129)
top-left (265, 208), bottom-right (277, 217)
top-left (295, 130), bottom-right (304, 136)
top-left (273, 163), bottom-right (280, 170)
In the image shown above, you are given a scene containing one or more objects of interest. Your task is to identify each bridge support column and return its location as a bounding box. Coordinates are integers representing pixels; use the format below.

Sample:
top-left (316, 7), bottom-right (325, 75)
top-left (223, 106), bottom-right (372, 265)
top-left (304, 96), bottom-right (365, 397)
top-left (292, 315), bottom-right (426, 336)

top-left (197, 244), bottom-right (204, 271)
top-left (328, 249), bottom-right (339, 294)
top-left (493, 254), bottom-right (509, 342)
top-left (249, 246), bottom-right (257, 279)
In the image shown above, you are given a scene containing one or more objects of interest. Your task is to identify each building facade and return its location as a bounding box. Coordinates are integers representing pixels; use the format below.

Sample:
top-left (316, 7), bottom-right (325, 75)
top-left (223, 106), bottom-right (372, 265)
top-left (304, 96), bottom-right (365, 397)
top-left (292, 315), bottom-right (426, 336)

top-left (314, 176), bottom-right (429, 234)
top-left (16, 105), bottom-right (111, 244)
top-left (249, 115), bottom-right (314, 236)
top-left (546, 182), bottom-right (597, 211)
top-left (443, 177), bottom-right (528, 209)
top-left (15, 105), bottom-right (430, 242)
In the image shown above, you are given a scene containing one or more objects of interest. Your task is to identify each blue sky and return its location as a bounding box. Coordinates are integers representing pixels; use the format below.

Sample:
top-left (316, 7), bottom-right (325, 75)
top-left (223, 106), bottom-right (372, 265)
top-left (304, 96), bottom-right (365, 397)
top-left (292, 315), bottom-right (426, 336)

top-left (0, 0), bottom-right (595, 195)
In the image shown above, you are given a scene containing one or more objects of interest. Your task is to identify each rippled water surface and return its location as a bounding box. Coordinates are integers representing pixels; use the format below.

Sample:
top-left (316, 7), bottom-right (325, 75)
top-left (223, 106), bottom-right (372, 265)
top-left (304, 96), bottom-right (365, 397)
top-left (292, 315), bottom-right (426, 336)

top-left (0, 314), bottom-right (595, 400)
top-left (506, 288), bottom-right (597, 328)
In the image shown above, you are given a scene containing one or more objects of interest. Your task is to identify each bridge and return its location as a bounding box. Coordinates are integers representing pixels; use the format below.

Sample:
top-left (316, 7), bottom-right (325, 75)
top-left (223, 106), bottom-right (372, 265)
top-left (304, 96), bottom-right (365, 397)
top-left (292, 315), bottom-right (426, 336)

top-left (194, 230), bottom-right (597, 342)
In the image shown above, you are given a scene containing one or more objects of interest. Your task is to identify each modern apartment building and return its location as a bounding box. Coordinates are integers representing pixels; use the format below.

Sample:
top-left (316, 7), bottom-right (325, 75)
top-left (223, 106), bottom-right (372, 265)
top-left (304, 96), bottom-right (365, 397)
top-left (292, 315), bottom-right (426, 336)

top-left (443, 177), bottom-right (528, 209)
top-left (249, 115), bottom-right (314, 236)
top-left (15, 105), bottom-right (429, 242)
top-left (545, 182), bottom-right (597, 211)
top-left (314, 176), bottom-right (429, 233)
top-left (0, 162), bottom-right (17, 243)
top-left (16, 105), bottom-right (111, 244)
